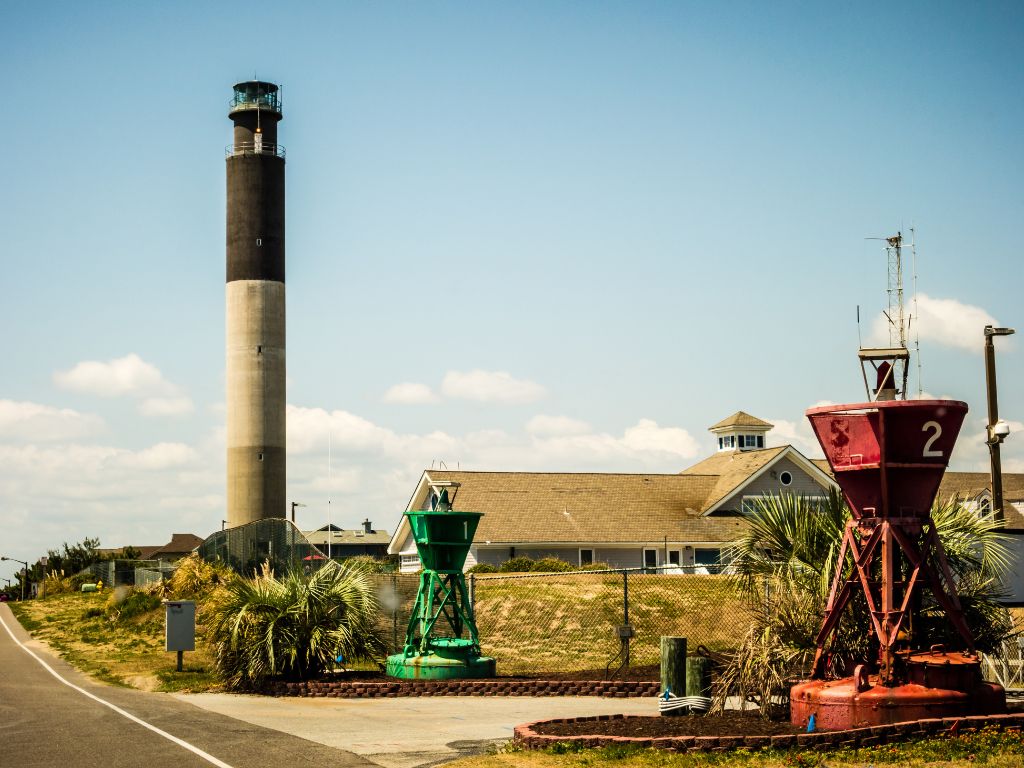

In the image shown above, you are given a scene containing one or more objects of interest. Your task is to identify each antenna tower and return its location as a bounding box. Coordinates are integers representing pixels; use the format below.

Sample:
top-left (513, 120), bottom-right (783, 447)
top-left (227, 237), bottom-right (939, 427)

top-left (884, 232), bottom-right (909, 397)
top-left (859, 231), bottom-right (911, 401)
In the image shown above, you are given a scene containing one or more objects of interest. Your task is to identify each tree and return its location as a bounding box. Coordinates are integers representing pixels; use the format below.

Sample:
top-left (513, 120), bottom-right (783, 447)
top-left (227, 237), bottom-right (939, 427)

top-left (208, 559), bottom-right (387, 690)
top-left (714, 490), bottom-right (1015, 717)
top-left (44, 537), bottom-right (102, 576)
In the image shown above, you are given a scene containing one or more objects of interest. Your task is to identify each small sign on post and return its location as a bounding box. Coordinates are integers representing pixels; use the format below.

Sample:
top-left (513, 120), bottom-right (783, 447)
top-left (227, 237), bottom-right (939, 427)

top-left (163, 600), bottom-right (195, 672)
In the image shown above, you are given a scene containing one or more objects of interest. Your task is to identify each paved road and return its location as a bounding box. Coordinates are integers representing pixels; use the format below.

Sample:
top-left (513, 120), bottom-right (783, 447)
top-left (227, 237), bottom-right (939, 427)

top-left (0, 603), bottom-right (372, 768)
top-left (179, 692), bottom-right (654, 768)
top-left (1, 603), bottom-right (654, 768)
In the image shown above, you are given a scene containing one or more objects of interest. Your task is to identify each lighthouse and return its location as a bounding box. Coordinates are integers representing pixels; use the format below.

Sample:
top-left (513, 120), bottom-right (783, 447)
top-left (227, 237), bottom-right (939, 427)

top-left (225, 81), bottom-right (286, 528)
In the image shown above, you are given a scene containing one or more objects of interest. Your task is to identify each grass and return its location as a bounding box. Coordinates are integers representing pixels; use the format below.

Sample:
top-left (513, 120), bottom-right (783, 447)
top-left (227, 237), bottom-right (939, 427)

top-left (9, 590), bottom-right (220, 692)
top-left (472, 573), bottom-right (749, 674)
top-left (444, 725), bottom-right (1024, 768)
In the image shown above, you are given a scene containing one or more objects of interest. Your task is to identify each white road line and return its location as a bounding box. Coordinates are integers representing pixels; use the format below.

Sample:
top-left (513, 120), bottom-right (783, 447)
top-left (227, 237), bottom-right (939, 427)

top-left (0, 609), bottom-right (235, 768)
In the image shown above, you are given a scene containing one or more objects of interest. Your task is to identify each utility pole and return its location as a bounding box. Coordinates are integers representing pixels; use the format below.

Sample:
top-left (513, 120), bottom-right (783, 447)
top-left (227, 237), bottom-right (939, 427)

top-left (984, 325), bottom-right (1015, 520)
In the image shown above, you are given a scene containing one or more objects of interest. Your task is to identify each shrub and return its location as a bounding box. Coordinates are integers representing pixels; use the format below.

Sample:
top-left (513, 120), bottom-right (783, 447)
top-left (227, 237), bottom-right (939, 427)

top-left (498, 556), bottom-right (577, 573)
top-left (208, 560), bottom-right (386, 690)
top-left (466, 563), bottom-right (498, 574)
top-left (106, 587), bottom-right (162, 622)
top-left (166, 555), bottom-right (234, 599)
top-left (531, 557), bottom-right (575, 572)
top-left (341, 555), bottom-right (398, 574)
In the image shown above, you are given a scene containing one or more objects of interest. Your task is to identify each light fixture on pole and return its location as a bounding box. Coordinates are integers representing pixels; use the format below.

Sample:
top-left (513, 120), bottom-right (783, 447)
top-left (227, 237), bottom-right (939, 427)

top-left (290, 501), bottom-right (306, 524)
top-left (984, 325), bottom-right (1015, 521)
top-left (1, 556), bottom-right (29, 601)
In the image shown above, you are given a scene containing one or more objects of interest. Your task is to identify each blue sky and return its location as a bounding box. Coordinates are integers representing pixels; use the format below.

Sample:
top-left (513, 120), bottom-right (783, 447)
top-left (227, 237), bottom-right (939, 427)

top-left (2, 2), bottom-right (1022, 580)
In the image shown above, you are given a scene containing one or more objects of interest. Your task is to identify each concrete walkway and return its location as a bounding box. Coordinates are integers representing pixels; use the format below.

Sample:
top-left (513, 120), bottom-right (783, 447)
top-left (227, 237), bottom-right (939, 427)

top-left (178, 692), bottom-right (656, 768)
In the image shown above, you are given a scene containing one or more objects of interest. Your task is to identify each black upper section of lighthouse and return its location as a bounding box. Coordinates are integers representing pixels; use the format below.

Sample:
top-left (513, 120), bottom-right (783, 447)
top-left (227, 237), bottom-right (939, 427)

top-left (226, 81), bottom-right (285, 283)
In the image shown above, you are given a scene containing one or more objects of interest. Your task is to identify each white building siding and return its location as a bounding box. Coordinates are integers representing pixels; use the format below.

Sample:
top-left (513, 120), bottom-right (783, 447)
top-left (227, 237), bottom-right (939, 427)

top-left (716, 456), bottom-right (828, 513)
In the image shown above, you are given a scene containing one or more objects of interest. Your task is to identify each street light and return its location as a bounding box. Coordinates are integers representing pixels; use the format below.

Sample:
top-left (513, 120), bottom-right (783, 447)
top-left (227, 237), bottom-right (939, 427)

top-left (984, 325), bottom-right (1015, 521)
top-left (290, 501), bottom-right (306, 524)
top-left (1, 556), bottom-right (29, 601)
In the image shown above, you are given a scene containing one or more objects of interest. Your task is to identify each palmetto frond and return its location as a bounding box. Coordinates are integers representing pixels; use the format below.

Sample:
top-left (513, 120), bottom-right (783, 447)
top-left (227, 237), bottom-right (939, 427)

top-left (209, 560), bottom-right (387, 690)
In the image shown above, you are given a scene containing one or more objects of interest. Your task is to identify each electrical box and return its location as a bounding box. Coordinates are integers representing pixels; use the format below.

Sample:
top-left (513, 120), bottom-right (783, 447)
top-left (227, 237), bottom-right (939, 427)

top-left (164, 600), bottom-right (195, 652)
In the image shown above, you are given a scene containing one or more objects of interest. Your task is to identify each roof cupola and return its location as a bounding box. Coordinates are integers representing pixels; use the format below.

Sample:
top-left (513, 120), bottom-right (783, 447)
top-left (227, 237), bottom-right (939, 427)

top-left (709, 411), bottom-right (773, 452)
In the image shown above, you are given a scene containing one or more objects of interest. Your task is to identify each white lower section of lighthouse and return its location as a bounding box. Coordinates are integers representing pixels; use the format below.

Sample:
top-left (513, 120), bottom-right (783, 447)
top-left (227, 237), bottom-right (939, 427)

top-left (226, 279), bottom-right (286, 527)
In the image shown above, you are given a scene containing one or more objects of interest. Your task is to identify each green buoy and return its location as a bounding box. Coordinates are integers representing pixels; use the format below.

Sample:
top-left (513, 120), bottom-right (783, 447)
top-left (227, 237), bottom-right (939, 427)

top-left (386, 484), bottom-right (496, 679)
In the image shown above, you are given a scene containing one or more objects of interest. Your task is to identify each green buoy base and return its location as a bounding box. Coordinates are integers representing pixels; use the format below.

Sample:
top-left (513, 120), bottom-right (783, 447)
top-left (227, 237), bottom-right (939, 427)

top-left (386, 639), bottom-right (496, 680)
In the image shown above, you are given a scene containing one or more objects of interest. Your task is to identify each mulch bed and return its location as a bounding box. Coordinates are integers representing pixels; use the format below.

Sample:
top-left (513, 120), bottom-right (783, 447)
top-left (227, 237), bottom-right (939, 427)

top-left (315, 664), bottom-right (660, 683)
top-left (533, 712), bottom-right (803, 738)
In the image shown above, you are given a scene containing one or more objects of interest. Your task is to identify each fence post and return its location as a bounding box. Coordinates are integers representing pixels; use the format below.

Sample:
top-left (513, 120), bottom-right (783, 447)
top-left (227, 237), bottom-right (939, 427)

top-left (391, 573), bottom-right (399, 653)
top-left (469, 572), bottom-right (475, 609)
top-left (623, 570), bottom-right (630, 667)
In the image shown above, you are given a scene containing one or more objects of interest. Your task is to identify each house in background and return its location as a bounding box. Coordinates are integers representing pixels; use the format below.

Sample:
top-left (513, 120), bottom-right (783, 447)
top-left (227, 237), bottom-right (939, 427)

top-left (931, 472), bottom-right (1024, 605)
top-left (97, 533), bottom-right (205, 563)
top-left (388, 413), bottom-right (838, 573)
top-left (302, 520), bottom-right (391, 560)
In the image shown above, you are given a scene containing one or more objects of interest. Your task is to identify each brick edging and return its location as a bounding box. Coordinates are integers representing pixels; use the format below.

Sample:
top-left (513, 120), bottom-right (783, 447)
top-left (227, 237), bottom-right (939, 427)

top-left (513, 713), bottom-right (1024, 752)
top-left (264, 678), bottom-right (660, 698)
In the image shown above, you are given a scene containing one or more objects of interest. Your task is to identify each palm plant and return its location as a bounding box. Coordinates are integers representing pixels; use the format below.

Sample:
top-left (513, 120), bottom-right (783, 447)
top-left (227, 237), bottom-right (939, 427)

top-left (714, 490), bottom-right (1016, 716)
top-left (209, 560), bottom-right (387, 690)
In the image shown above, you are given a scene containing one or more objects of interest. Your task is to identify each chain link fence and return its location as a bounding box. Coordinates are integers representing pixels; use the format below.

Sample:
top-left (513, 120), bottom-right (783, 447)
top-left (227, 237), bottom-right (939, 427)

top-left (371, 566), bottom-right (750, 677)
top-left (80, 559), bottom-right (178, 587)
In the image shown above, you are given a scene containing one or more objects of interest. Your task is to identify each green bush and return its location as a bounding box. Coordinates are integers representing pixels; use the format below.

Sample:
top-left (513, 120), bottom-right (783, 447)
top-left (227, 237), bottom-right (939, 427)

top-left (531, 557), bottom-right (575, 572)
top-left (106, 588), bottom-right (162, 622)
top-left (208, 560), bottom-right (386, 690)
top-left (466, 563), bottom-right (498, 574)
top-left (341, 555), bottom-right (398, 573)
top-left (498, 556), bottom-right (576, 573)
top-left (166, 554), bottom-right (234, 599)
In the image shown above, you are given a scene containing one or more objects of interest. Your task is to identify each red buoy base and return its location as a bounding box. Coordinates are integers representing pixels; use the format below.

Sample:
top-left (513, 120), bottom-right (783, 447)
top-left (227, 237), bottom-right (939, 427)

top-left (791, 676), bottom-right (1005, 731)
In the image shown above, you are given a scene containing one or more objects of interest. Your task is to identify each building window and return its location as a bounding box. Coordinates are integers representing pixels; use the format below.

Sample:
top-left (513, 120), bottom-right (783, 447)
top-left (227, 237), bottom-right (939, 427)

top-left (667, 549), bottom-right (681, 566)
top-left (718, 437), bottom-right (723, 449)
top-left (780, 471), bottom-right (793, 486)
top-left (579, 548), bottom-right (594, 566)
top-left (643, 549), bottom-right (658, 569)
top-left (757, 435), bottom-right (764, 448)
top-left (695, 549), bottom-right (720, 567)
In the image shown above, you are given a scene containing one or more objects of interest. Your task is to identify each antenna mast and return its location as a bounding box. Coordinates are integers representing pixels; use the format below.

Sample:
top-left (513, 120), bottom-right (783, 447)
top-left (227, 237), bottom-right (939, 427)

top-left (910, 227), bottom-right (922, 397)
top-left (885, 232), bottom-right (910, 398)
top-left (859, 231), bottom-right (911, 402)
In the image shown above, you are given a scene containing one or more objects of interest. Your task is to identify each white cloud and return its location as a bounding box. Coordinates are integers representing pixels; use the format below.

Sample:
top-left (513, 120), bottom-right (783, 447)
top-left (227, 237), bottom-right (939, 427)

top-left (0, 399), bottom-right (104, 442)
top-left (139, 396), bottom-right (194, 416)
top-left (55, 354), bottom-right (164, 396)
top-left (951, 418), bottom-right (1024, 472)
top-left (526, 414), bottom-right (591, 436)
top-left (869, 293), bottom-right (997, 353)
top-left (621, 419), bottom-right (700, 458)
top-left (382, 382), bottom-right (439, 404)
top-left (54, 354), bottom-right (193, 416)
top-left (117, 442), bottom-right (198, 470)
top-left (766, 417), bottom-right (825, 459)
top-left (441, 370), bottom-right (546, 404)
top-left (287, 404), bottom-right (457, 459)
